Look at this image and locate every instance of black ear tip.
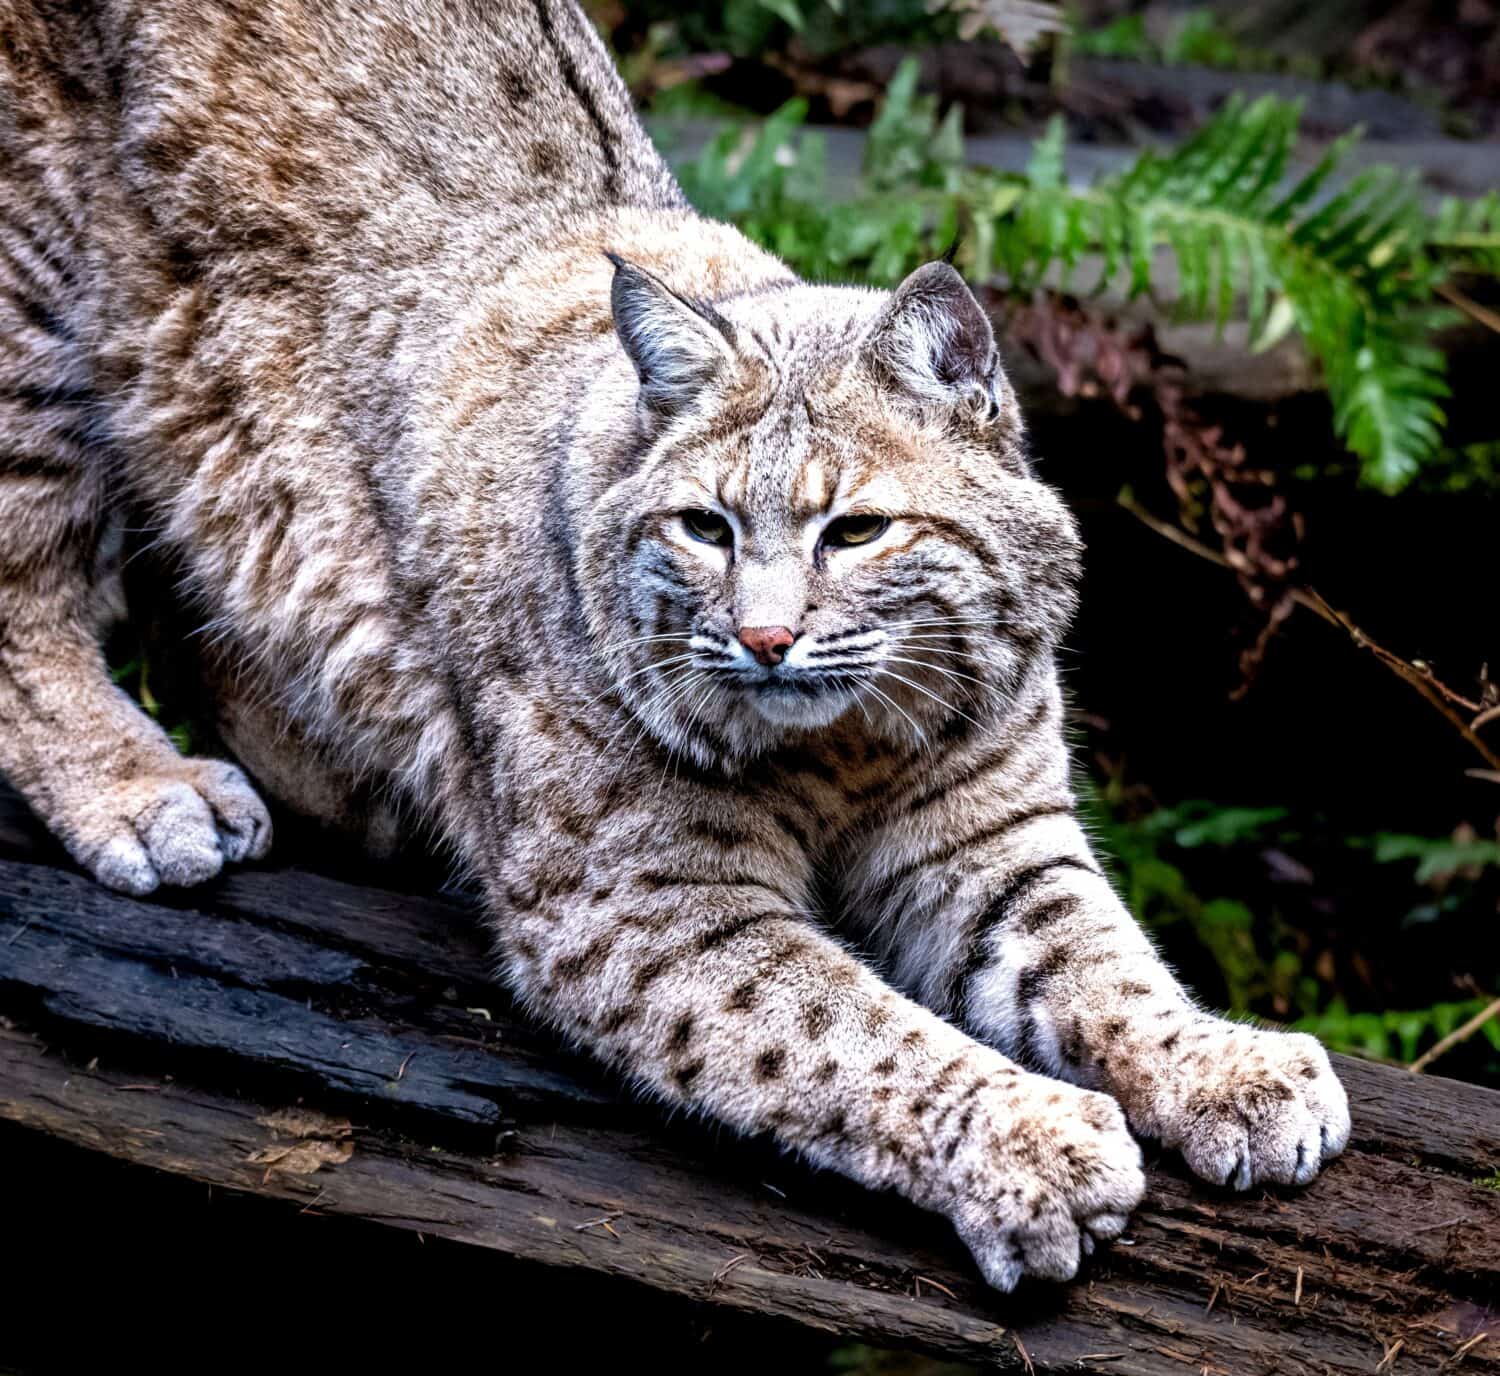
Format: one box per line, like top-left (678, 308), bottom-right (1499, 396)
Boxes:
top-left (603, 250), bottom-right (629, 271)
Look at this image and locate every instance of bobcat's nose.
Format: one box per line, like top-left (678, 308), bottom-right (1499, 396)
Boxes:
top-left (738, 625), bottom-right (796, 667)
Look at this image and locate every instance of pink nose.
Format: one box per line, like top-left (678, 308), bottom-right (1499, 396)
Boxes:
top-left (738, 625), bottom-right (796, 666)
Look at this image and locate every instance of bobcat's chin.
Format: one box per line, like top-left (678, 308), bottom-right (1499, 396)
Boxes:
top-left (745, 682), bottom-right (855, 731)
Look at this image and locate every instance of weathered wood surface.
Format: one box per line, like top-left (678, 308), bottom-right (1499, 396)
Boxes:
top-left (1, 790), bottom-right (1497, 1372)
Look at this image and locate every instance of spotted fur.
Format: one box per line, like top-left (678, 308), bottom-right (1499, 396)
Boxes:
top-left (0, 0), bottom-right (1348, 1291)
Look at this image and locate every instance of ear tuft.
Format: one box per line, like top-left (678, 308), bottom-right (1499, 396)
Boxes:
top-left (608, 255), bottom-right (736, 416)
top-left (864, 261), bottom-right (1007, 418)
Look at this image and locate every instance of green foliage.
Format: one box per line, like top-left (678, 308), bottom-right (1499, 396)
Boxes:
top-left (1479, 1170), bottom-right (1500, 1193)
top-left (1084, 791), bottom-right (1281, 1013)
top-left (1071, 7), bottom-right (1321, 77)
top-left (1070, 13), bottom-right (1151, 61)
top-left (625, 0), bottom-right (1061, 59)
top-left (109, 654), bottom-right (194, 755)
top-left (1430, 190), bottom-right (1500, 275)
top-left (674, 64), bottom-right (1500, 492)
top-left (1142, 801), bottom-right (1292, 850)
top-left (621, 0), bottom-right (946, 60)
top-left (1370, 832), bottom-right (1500, 885)
top-left (1083, 787), bottom-right (1499, 1080)
top-left (1295, 997), bottom-right (1500, 1063)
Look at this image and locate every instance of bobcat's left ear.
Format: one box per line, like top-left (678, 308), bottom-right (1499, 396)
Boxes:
top-left (608, 253), bottom-right (737, 416)
top-left (864, 261), bottom-right (1008, 418)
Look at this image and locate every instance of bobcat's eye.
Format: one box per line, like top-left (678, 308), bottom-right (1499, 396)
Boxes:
top-left (681, 509), bottom-right (733, 547)
top-left (822, 513), bottom-right (890, 549)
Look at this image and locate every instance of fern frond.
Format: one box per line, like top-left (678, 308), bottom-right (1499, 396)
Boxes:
top-left (675, 75), bottom-right (1491, 492)
top-left (982, 96), bottom-right (1452, 490)
top-left (1430, 191), bottom-right (1500, 275)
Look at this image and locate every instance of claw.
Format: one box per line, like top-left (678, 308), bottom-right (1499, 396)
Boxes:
top-left (1224, 1152), bottom-right (1251, 1191)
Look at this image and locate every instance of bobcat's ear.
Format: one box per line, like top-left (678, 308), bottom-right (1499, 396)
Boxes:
top-left (864, 261), bottom-right (1007, 417)
top-left (608, 254), bottom-right (737, 416)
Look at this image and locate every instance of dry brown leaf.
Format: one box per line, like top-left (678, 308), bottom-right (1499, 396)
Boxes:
top-left (257, 1108), bottom-right (353, 1140)
top-left (246, 1139), bottom-right (354, 1178)
top-left (248, 1108), bottom-right (355, 1179)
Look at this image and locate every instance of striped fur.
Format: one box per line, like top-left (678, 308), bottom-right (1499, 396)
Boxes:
top-left (0, 0), bottom-right (1347, 1292)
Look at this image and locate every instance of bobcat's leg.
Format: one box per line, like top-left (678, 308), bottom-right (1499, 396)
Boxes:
top-left (853, 680), bottom-right (1350, 1192)
top-left (482, 727), bottom-right (1145, 1292)
top-left (0, 245), bottom-right (269, 894)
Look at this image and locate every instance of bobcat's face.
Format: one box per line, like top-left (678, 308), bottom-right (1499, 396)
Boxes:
top-left (581, 264), bottom-right (1081, 766)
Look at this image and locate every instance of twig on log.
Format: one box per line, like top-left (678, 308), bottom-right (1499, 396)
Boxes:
top-left (574, 1210), bottom-right (625, 1239)
top-left (1409, 995), bottom-right (1500, 1074)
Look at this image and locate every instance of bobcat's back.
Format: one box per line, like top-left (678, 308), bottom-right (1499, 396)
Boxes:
top-left (4, 0), bottom-right (684, 283)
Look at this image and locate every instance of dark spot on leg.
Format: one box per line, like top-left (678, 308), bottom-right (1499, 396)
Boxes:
top-left (665, 1014), bottom-right (694, 1055)
top-left (802, 1001), bottom-right (833, 1038)
top-left (528, 139), bottom-right (565, 179)
top-left (754, 1047), bottom-right (786, 1081)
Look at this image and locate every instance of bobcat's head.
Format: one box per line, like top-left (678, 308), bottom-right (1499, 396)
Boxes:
top-left (579, 258), bottom-right (1081, 767)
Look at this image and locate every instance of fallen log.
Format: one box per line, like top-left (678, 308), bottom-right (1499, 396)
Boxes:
top-left (0, 789), bottom-right (1496, 1372)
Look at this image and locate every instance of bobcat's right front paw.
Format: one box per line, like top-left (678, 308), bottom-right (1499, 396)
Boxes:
top-left (68, 759), bottom-right (272, 896)
top-left (945, 1077), bottom-right (1146, 1292)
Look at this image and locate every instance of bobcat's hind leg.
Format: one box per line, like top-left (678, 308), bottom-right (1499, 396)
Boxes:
top-left (0, 258), bottom-right (269, 895)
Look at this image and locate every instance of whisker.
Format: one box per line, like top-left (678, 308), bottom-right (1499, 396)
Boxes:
top-left (658, 676), bottom-right (721, 797)
top-left (594, 660), bottom-right (702, 765)
top-left (891, 635), bottom-right (1013, 670)
top-left (613, 667), bottom-right (708, 773)
top-left (881, 653), bottom-right (994, 693)
top-left (580, 651), bottom-right (700, 708)
top-left (874, 667), bottom-right (984, 730)
top-left (858, 677), bottom-right (927, 745)
top-left (891, 650), bottom-right (1005, 677)
top-left (610, 632), bottom-right (697, 649)
top-left (877, 616), bottom-right (996, 631)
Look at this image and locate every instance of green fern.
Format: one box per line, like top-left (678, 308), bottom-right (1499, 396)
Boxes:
top-left (987, 97), bottom-right (1455, 490)
top-left (1430, 190), bottom-right (1500, 274)
top-left (676, 71), bottom-right (1498, 492)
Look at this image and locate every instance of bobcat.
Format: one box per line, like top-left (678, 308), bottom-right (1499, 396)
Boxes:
top-left (0, 0), bottom-right (1348, 1289)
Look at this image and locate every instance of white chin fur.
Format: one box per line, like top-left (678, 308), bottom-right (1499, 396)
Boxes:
top-left (749, 689), bottom-right (851, 731)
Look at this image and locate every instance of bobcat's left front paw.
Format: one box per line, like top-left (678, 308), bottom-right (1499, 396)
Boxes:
top-left (1148, 1022), bottom-right (1350, 1190)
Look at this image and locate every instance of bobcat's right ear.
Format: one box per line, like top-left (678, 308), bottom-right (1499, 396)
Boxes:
top-left (608, 253), bottom-right (737, 416)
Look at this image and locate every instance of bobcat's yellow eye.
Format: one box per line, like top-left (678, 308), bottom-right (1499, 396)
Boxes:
top-left (822, 513), bottom-right (890, 549)
top-left (682, 509), bottom-right (733, 547)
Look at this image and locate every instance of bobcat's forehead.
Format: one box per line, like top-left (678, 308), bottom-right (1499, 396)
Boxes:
top-left (676, 385), bottom-right (917, 534)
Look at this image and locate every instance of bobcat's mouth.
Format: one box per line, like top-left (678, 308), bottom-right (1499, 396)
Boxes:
top-left (750, 673), bottom-right (825, 697)
top-left (736, 667), bottom-right (859, 729)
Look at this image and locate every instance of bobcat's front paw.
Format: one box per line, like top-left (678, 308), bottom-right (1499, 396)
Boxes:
top-left (1150, 1021), bottom-right (1350, 1190)
top-left (944, 1077), bottom-right (1146, 1292)
top-left (67, 758), bottom-right (272, 896)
